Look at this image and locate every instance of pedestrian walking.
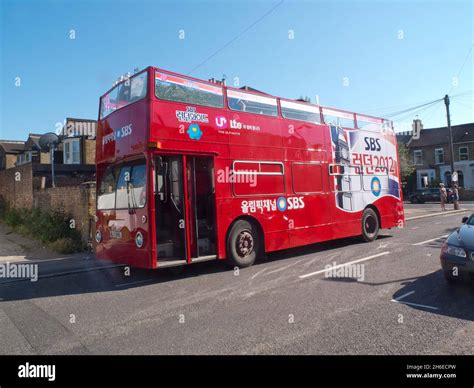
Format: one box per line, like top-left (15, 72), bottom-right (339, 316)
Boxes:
top-left (453, 184), bottom-right (460, 210)
top-left (439, 183), bottom-right (447, 211)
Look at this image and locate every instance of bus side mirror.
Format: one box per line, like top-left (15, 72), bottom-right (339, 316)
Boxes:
top-left (462, 217), bottom-right (468, 223)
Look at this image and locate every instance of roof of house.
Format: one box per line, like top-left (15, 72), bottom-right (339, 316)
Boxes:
top-left (24, 134), bottom-right (42, 150)
top-left (407, 123), bottom-right (474, 148)
top-left (396, 133), bottom-right (412, 144)
top-left (0, 140), bottom-right (25, 154)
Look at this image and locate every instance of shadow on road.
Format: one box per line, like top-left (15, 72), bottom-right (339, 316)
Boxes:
top-left (0, 234), bottom-right (394, 303)
top-left (391, 270), bottom-right (474, 322)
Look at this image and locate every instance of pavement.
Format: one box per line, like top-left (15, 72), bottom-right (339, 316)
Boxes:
top-left (0, 203), bottom-right (473, 355)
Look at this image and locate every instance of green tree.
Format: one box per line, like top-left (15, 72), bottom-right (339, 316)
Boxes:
top-left (398, 142), bottom-right (415, 182)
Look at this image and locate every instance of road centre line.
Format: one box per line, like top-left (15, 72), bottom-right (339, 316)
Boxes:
top-left (412, 234), bottom-right (449, 246)
top-left (298, 251), bottom-right (390, 279)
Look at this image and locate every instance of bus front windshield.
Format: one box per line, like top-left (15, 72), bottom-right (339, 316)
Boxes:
top-left (100, 71), bottom-right (148, 119)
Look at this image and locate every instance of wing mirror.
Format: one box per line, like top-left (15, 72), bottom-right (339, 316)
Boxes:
top-left (462, 216), bottom-right (468, 224)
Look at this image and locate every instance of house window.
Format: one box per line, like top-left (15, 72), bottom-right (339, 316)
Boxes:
top-left (413, 150), bottom-right (423, 165)
top-left (434, 148), bottom-right (444, 164)
top-left (64, 138), bottom-right (81, 164)
top-left (16, 152), bottom-right (31, 165)
top-left (459, 146), bottom-right (469, 161)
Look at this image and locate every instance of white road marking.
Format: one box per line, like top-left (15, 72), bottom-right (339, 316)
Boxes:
top-left (298, 251), bottom-right (390, 279)
top-left (394, 301), bottom-right (439, 310)
top-left (411, 226), bottom-right (419, 230)
top-left (392, 291), bottom-right (415, 301)
top-left (250, 267), bottom-right (268, 280)
top-left (391, 290), bottom-right (439, 310)
top-left (412, 234), bottom-right (449, 246)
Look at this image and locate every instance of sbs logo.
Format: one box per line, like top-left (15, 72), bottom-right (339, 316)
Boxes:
top-left (277, 196), bottom-right (305, 212)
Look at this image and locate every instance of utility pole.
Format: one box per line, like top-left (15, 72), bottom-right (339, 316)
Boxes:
top-left (444, 94), bottom-right (455, 178)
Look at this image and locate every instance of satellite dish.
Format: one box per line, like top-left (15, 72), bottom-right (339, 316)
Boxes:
top-left (39, 132), bottom-right (60, 152)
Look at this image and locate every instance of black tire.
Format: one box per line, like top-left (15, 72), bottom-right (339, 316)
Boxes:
top-left (226, 219), bottom-right (261, 268)
top-left (361, 208), bottom-right (380, 242)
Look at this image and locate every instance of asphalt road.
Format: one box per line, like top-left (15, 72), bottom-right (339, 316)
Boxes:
top-left (1, 208), bottom-right (473, 355)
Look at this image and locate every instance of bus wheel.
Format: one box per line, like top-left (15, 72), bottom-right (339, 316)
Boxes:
top-left (227, 220), bottom-right (260, 268)
top-left (361, 208), bottom-right (379, 242)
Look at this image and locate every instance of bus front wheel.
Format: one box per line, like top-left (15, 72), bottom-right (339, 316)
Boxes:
top-left (361, 208), bottom-right (379, 242)
top-left (226, 220), bottom-right (261, 268)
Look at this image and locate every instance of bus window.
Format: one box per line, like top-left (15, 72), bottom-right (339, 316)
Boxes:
top-left (130, 164), bottom-right (147, 208)
top-left (100, 87), bottom-right (119, 119)
top-left (227, 89), bottom-right (278, 117)
top-left (116, 166), bottom-right (133, 209)
top-left (100, 71), bottom-right (148, 119)
top-left (97, 166), bottom-right (118, 210)
top-left (155, 71), bottom-right (224, 108)
top-left (322, 108), bottom-right (355, 128)
top-left (324, 114), bottom-right (355, 128)
top-left (281, 100), bottom-right (320, 123)
top-left (117, 72), bottom-right (148, 106)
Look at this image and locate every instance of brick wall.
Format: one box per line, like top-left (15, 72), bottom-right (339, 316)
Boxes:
top-left (84, 139), bottom-right (96, 165)
top-left (0, 164), bottom-right (34, 208)
top-left (0, 164), bottom-right (96, 244)
top-left (33, 182), bottom-right (96, 243)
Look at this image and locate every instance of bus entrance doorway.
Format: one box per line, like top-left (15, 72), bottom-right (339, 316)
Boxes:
top-left (154, 155), bottom-right (216, 266)
top-left (186, 156), bottom-right (216, 260)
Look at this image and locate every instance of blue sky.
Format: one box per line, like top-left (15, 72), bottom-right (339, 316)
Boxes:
top-left (1, 0), bottom-right (473, 141)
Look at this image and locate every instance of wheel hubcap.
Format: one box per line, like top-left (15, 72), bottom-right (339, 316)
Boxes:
top-left (236, 230), bottom-right (254, 258)
top-left (365, 215), bottom-right (377, 235)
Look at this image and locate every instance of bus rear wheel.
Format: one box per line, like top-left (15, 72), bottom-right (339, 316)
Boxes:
top-left (361, 208), bottom-right (379, 242)
top-left (227, 220), bottom-right (261, 268)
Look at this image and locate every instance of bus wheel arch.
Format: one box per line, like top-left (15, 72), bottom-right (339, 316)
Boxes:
top-left (361, 205), bottom-right (381, 242)
top-left (225, 216), bottom-right (265, 268)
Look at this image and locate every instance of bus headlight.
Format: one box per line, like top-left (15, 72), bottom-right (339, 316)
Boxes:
top-left (95, 230), bottom-right (102, 243)
top-left (135, 231), bottom-right (144, 248)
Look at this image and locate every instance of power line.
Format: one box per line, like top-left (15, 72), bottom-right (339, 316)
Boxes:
top-left (452, 99), bottom-right (473, 110)
top-left (384, 98), bottom-right (443, 118)
top-left (448, 45), bottom-right (473, 94)
top-left (451, 89), bottom-right (474, 98)
top-left (394, 100), bottom-right (443, 122)
top-left (361, 97), bottom-right (444, 114)
top-left (187, 0), bottom-right (285, 75)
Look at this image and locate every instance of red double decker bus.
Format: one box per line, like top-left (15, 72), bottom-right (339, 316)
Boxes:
top-left (95, 66), bottom-right (404, 269)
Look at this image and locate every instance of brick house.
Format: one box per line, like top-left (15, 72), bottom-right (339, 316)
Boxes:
top-left (0, 118), bottom-right (98, 244)
top-left (0, 140), bottom-right (25, 170)
top-left (398, 122), bottom-right (474, 193)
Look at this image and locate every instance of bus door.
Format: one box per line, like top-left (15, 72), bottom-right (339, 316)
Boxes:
top-left (185, 156), bottom-right (217, 261)
top-left (155, 155), bottom-right (187, 264)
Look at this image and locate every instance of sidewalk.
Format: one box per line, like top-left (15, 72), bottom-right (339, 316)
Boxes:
top-left (404, 202), bottom-right (474, 220)
top-left (0, 222), bottom-right (122, 284)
